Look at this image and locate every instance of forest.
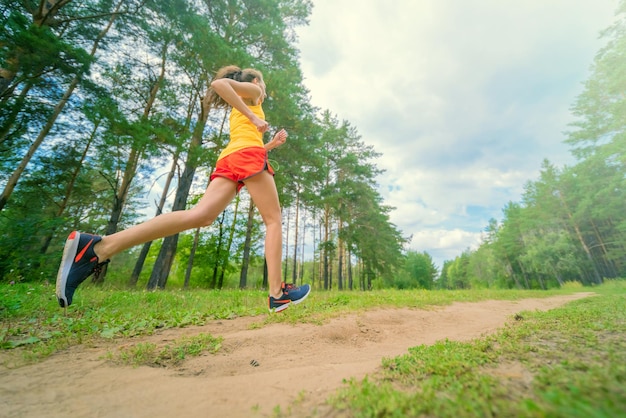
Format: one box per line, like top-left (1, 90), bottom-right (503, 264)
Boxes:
top-left (1, 0), bottom-right (624, 292)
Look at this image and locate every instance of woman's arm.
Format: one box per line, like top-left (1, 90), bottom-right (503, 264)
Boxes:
top-left (210, 78), bottom-right (269, 133)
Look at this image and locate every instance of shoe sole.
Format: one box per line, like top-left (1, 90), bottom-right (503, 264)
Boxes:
top-left (271, 301), bottom-right (291, 313)
top-left (56, 231), bottom-right (80, 307)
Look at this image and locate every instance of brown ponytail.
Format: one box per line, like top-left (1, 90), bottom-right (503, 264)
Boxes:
top-left (205, 65), bottom-right (264, 109)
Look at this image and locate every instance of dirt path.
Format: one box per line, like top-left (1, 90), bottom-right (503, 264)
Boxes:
top-left (0, 293), bottom-right (593, 418)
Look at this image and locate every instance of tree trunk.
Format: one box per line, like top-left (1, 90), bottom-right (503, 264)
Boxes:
top-left (337, 221), bottom-right (344, 290)
top-left (318, 215), bottom-right (323, 289)
top-left (262, 258), bottom-right (268, 289)
top-left (291, 189), bottom-right (300, 283)
top-left (218, 195), bottom-right (240, 289)
top-left (283, 206), bottom-right (290, 282)
top-left (311, 210), bottom-right (317, 288)
top-left (148, 234), bottom-right (179, 290)
top-left (146, 153), bottom-right (199, 290)
top-left (359, 260), bottom-right (365, 290)
top-left (128, 152), bottom-right (179, 287)
top-left (184, 227), bottom-right (201, 289)
top-left (503, 254), bottom-right (522, 289)
top-left (337, 237), bottom-right (343, 290)
top-left (218, 270), bottom-right (226, 290)
top-left (329, 248), bottom-right (333, 290)
top-left (299, 210), bottom-right (306, 285)
top-left (366, 262), bottom-right (373, 290)
top-left (323, 205), bottom-right (330, 290)
top-left (347, 249), bottom-right (353, 290)
top-left (209, 212), bottom-right (226, 289)
top-left (130, 240), bottom-right (153, 287)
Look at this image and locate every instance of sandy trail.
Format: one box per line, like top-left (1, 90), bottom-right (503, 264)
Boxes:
top-left (0, 293), bottom-right (592, 418)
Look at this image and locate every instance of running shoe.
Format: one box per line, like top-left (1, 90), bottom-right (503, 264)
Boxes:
top-left (55, 231), bottom-right (109, 307)
top-left (268, 282), bottom-right (311, 312)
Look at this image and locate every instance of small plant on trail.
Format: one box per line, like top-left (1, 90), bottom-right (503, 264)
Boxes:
top-left (106, 333), bottom-right (222, 368)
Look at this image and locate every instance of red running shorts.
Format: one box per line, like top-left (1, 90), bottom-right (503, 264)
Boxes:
top-left (210, 147), bottom-right (274, 192)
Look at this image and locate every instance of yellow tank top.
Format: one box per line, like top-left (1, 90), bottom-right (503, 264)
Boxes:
top-left (217, 104), bottom-right (265, 160)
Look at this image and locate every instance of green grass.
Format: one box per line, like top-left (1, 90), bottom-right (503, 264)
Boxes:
top-left (324, 279), bottom-right (626, 418)
top-left (0, 283), bottom-right (266, 365)
top-left (105, 332), bottom-right (223, 367)
top-left (1, 280), bottom-right (624, 417)
top-left (0, 281), bottom-right (577, 366)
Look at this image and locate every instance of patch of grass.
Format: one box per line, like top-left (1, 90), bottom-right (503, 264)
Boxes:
top-left (0, 280), bottom-right (588, 366)
top-left (0, 284), bottom-right (265, 366)
top-left (106, 332), bottom-right (222, 368)
top-left (326, 279), bottom-right (626, 418)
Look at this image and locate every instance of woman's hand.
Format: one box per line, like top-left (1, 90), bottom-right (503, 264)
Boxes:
top-left (251, 115), bottom-right (269, 133)
top-left (265, 129), bottom-right (288, 150)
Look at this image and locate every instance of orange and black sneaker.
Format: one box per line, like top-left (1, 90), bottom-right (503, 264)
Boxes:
top-left (268, 282), bottom-right (311, 313)
top-left (55, 231), bottom-right (109, 307)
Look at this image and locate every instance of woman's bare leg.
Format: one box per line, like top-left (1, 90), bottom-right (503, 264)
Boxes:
top-left (243, 171), bottom-right (283, 298)
top-left (94, 177), bottom-right (237, 260)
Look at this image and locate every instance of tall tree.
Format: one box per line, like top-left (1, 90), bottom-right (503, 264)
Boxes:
top-left (0, 0), bottom-right (138, 212)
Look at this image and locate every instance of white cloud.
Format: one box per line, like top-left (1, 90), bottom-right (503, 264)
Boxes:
top-left (296, 0), bottom-right (618, 264)
top-left (409, 228), bottom-right (483, 268)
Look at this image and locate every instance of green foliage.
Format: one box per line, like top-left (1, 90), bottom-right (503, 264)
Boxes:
top-left (307, 111), bottom-right (406, 290)
top-left (387, 251), bottom-right (438, 289)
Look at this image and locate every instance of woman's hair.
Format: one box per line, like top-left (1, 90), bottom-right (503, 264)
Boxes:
top-left (206, 65), bottom-right (264, 109)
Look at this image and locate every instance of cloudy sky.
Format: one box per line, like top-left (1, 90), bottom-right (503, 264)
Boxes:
top-left (294, 0), bottom-right (618, 267)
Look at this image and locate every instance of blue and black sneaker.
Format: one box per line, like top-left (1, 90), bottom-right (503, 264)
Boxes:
top-left (268, 282), bottom-right (311, 312)
top-left (55, 231), bottom-right (109, 307)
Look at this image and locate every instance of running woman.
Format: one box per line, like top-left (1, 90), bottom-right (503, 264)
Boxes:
top-left (55, 65), bottom-right (310, 312)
